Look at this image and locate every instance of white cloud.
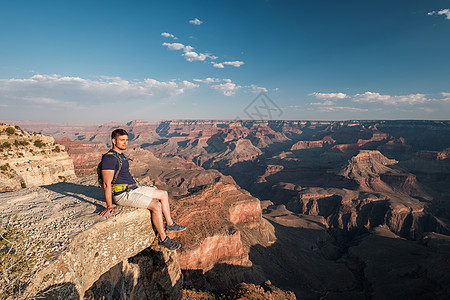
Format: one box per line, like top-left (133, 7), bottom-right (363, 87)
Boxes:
top-left (309, 92), bottom-right (348, 100)
top-left (439, 9), bottom-right (450, 19)
top-left (248, 84), bottom-right (268, 93)
top-left (161, 32), bottom-right (177, 39)
top-left (162, 42), bottom-right (216, 63)
top-left (441, 92), bottom-right (450, 101)
top-left (0, 74), bottom-right (199, 108)
top-left (193, 78), bottom-right (220, 84)
top-left (189, 18), bottom-right (203, 25)
top-left (352, 92), bottom-right (428, 105)
top-left (212, 61), bottom-right (244, 68)
top-left (212, 62), bottom-right (224, 68)
top-left (211, 82), bottom-right (241, 96)
top-left (222, 61), bottom-right (245, 67)
top-left (428, 9), bottom-right (450, 19)
top-left (183, 50), bottom-right (208, 62)
top-left (193, 78), bottom-right (265, 95)
top-left (162, 42), bottom-right (185, 50)
top-left (316, 106), bottom-right (368, 112)
top-left (310, 100), bottom-right (336, 106)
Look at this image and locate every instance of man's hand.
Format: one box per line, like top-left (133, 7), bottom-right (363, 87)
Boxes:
top-left (99, 206), bottom-right (114, 216)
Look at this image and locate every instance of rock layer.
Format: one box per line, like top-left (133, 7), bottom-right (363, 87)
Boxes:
top-left (0, 124), bottom-right (76, 192)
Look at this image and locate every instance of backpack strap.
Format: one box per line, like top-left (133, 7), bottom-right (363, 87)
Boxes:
top-left (103, 151), bottom-right (124, 184)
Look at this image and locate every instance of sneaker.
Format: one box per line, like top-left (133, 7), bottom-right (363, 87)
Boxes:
top-left (158, 236), bottom-right (181, 250)
top-left (166, 222), bottom-right (186, 233)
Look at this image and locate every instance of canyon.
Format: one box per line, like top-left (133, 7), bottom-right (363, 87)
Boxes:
top-left (1, 119), bottom-right (450, 299)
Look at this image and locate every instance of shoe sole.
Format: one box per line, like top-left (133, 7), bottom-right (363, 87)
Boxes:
top-left (159, 243), bottom-right (181, 250)
top-left (166, 227), bottom-right (187, 233)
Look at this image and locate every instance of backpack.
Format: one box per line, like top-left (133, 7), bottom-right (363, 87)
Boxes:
top-left (97, 151), bottom-right (123, 187)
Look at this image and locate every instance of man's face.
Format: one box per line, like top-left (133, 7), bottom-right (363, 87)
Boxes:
top-left (113, 134), bottom-right (128, 151)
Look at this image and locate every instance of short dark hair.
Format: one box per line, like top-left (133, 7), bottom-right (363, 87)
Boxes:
top-left (111, 129), bottom-right (128, 139)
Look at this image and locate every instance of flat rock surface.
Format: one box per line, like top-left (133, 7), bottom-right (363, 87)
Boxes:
top-left (0, 176), bottom-right (158, 298)
top-left (1, 176), bottom-right (110, 252)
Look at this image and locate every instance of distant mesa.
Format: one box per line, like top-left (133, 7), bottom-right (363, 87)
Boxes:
top-left (338, 150), bottom-right (398, 180)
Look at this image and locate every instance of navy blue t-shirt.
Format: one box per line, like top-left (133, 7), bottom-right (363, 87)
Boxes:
top-left (101, 150), bottom-right (136, 185)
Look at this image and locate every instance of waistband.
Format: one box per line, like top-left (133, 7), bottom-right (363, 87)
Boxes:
top-left (113, 184), bottom-right (138, 196)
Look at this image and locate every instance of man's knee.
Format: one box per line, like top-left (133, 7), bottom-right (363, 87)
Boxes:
top-left (147, 200), bottom-right (161, 212)
top-left (153, 189), bottom-right (168, 201)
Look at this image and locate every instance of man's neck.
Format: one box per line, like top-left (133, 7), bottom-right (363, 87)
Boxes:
top-left (112, 146), bottom-right (124, 154)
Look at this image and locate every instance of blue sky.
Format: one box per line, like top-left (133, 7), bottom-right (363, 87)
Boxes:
top-left (1, 0), bottom-right (449, 123)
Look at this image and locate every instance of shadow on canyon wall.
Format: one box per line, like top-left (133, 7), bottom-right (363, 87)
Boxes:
top-left (182, 215), bottom-right (450, 300)
top-left (84, 247), bottom-right (182, 300)
top-left (33, 249), bottom-right (179, 300)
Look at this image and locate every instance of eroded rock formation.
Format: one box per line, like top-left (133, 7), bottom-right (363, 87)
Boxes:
top-left (0, 124), bottom-right (76, 192)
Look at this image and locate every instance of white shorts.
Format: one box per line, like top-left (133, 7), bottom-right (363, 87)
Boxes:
top-left (113, 186), bottom-right (156, 209)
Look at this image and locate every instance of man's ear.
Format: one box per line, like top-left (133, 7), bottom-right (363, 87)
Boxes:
top-left (112, 138), bottom-right (116, 146)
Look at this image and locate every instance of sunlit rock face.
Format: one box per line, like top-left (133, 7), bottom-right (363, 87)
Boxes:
top-left (169, 182), bottom-right (274, 290)
top-left (0, 124), bottom-right (76, 192)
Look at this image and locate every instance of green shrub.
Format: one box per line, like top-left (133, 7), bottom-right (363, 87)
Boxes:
top-left (5, 127), bottom-right (15, 135)
top-left (16, 140), bottom-right (29, 146)
top-left (52, 146), bottom-right (61, 153)
top-left (34, 140), bottom-right (44, 148)
top-left (21, 182), bottom-right (26, 189)
top-left (0, 164), bottom-right (9, 171)
top-left (1, 142), bottom-right (11, 149)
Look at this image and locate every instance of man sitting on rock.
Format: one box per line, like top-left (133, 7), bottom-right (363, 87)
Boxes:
top-left (98, 128), bottom-right (185, 250)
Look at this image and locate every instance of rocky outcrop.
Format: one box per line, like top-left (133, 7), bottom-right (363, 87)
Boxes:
top-left (416, 149), bottom-right (450, 161)
top-left (183, 280), bottom-right (296, 299)
top-left (168, 182), bottom-right (275, 290)
top-left (288, 184), bottom-right (449, 239)
top-left (0, 124), bottom-right (76, 192)
top-left (0, 177), bottom-right (182, 300)
top-left (84, 248), bottom-right (182, 300)
top-left (290, 136), bottom-right (335, 150)
top-left (438, 148), bottom-right (450, 160)
top-left (338, 150), bottom-right (398, 181)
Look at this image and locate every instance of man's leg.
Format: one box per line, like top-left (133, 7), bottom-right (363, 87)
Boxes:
top-left (151, 189), bottom-right (186, 233)
top-left (151, 189), bottom-right (174, 226)
top-left (114, 188), bottom-right (181, 250)
top-left (146, 200), bottom-right (167, 241)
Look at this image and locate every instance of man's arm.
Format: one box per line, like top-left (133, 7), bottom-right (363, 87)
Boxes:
top-left (99, 169), bottom-right (115, 216)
